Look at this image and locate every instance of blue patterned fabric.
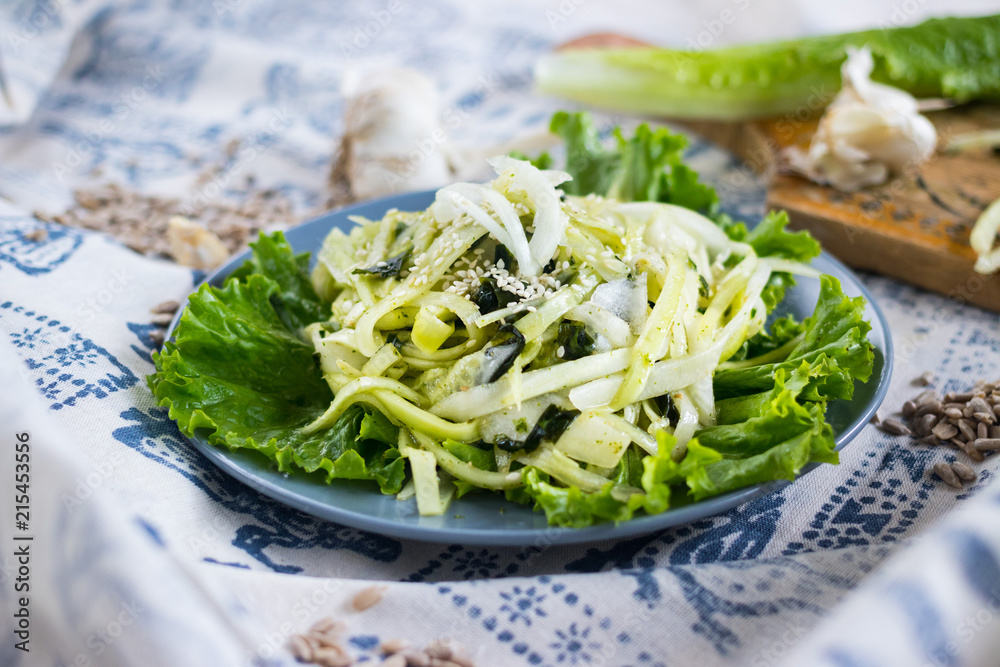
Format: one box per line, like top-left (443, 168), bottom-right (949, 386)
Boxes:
top-left (2, 2), bottom-right (1000, 666)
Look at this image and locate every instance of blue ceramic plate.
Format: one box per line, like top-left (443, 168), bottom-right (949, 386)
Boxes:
top-left (167, 191), bottom-right (893, 545)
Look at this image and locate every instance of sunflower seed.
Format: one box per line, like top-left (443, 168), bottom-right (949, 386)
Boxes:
top-left (381, 655), bottom-right (408, 667)
top-left (870, 413), bottom-right (881, 426)
top-left (23, 227), bottom-right (48, 242)
top-left (425, 640), bottom-right (455, 660)
top-left (969, 397), bottom-right (996, 418)
top-left (945, 392), bottom-right (975, 403)
top-left (918, 435), bottom-right (940, 446)
top-left (957, 419), bottom-right (978, 442)
top-left (974, 438), bottom-right (1000, 451)
top-left (289, 634), bottom-right (314, 662)
top-left (352, 585), bottom-right (386, 612)
top-left (990, 425), bottom-right (1000, 439)
top-left (915, 390), bottom-right (938, 405)
top-left (149, 329), bottom-right (165, 347)
top-left (944, 407), bottom-right (964, 420)
top-left (916, 413), bottom-right (938, 434)
top-left (914, 371), bottom-right (936, 386)
top-left (880, 418), bottom-right (913, 436)
top-left (312, 647), bottom-right (352, 667)
top-left (401, 651), bottom-right (431, 667)
top-left (974, 412), bottom-right (996, 424)
top-left (957, 439), bottom-right (985, 462)
top-left (314, 633), bottom-right (348, 651)
top-left (963, 405), bottom-right (975, 418)
top-left (951, 462), bottom-right (977, 482)
top-left (979, 422), bottom-right (989, 440)
top-left (944, 402), bottom-right (967, 411)
top-left (932, 422), bottom-right (958, 440)
top-left (901, 401), bottom-right (918, 417)
top-left (150, 312), bottom-right (174, 327)
top-left (914, 401), bottom-right (943, 418)
top-left (932, 462), bottom-right (962, 488)
top-left (310, 618), bottom-right (345, 636)
top-left (151, 299), bottom-right (180, 314)
top-left (381, 639), bottom-right (411, 655)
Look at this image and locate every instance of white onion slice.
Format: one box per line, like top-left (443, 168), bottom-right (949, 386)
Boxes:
top-left (489, 155), bottom-right (570, 270)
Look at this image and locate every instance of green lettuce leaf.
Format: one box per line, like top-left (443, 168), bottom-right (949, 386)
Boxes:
top-left (610, 444), bottom-right (645, 488)
top-left (521, 467), bottom-right (644, 528)
top-left (746, 210), bottom-right (821, 262)
top-left (227, 232), bottom-right (327, 331)
top-left (715, 360), bottom-right (816, 425)
top-left (713, 275), bottom-right (873, 401)
top-left (548, 110), bottom-right (621, 197)
top-left (640, 433), bottom-right (722, 514)
top-left (744, 314), bottom-right (805, 360)
top-left (148, 233), bottom-right (405, 494)
top-left (548, 111), bottom-right (719, 214)
top-left (688, 419), bottom-right (837, 501)
top-left (605, 123), bottom-right (687, 203)
top-left (701, 363), bottom-right (824, 457)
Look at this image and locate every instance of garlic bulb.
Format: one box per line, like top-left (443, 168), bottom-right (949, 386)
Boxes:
top-left (332, 68), bottom-right (454, 201)
top-left (330, 68), bottom-right (560, 203)
top-left (784, 47), bottom-right (937, 192)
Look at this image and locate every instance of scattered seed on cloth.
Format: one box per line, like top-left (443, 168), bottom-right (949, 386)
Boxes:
top-left (880, 418), bottom-right (912, 436)
top-left (351, 585), bottom-right (387, 611)
top-left (951, 462), bottom-right (977, 482)
top-left (932, 462), bottom-right (962, 488)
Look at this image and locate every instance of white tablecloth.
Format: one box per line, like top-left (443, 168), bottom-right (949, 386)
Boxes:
top-left (3, 2), bottom-right (1000, 666)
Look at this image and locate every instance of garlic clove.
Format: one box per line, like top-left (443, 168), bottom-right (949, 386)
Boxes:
top-left (167, 216), bottom-right (230, 269)
top-left (782, 46), bottom-right (937, 192)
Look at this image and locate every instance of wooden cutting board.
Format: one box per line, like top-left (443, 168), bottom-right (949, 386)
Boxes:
top-left (683, 105), bottom-right (1000, 312)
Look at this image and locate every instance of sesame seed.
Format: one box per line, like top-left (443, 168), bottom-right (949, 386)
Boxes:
top-left (556, 346), bottom-right (565, 358)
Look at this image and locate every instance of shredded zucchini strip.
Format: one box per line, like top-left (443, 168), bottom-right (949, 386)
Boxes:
top-left (611, 249), bottom-right (686, 410)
